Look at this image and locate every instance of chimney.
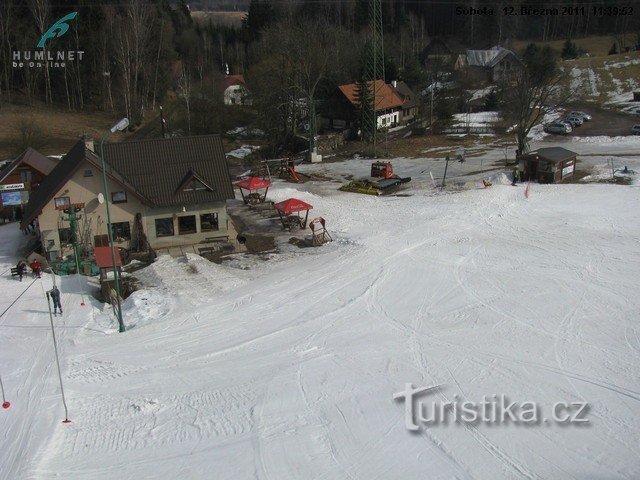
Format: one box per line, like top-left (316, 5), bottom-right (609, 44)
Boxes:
top-left (82, 133), bottom-right (95, 152)
top-left (391, 80), bottom-right (397, 88)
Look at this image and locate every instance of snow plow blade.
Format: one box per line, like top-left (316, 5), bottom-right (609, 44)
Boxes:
top-left (339, 180), bottom-right (383, 196)
top-left (339, 177), bottom-right (404, 195)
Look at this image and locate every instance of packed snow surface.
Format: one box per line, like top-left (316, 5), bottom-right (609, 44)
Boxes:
top-left (226, 144), bottom-right (260, 159)
top-left (1, 179), bottom-right (640, 479)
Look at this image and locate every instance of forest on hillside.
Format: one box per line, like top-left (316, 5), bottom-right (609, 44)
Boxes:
top-left (0, 0), bottom-right (638, 152)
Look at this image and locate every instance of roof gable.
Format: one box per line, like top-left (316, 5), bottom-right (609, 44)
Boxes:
top-left (338, 80), bottom-right (404, 112)
top-left (466, 47), bottom-right (521, 68)
top-left (0, 147), bottom-right (56, 183)
top-left (20, 141), bottom-right (149, 228)
top-left (175, 169), bottom-right (215, 195)
top-left (225, 74), bottom-right (246, 89)
top-left (21, 141), bottom-right (87, 228)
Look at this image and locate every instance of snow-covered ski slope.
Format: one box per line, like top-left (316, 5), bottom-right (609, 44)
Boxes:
top-left (1, 182), bottom-right (640, 479)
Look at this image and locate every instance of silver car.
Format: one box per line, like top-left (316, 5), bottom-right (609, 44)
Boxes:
top-left (569, 111), bottom-right (592, 121)
top-left (545, 122), bottom-right (572, 134)
top-left (565, 115), bottom-right (584, 126)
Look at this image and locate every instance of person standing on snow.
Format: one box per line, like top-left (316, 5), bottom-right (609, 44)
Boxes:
top-left (16, 260), bottom-right (27, 281)
top-left (48, 285), bottom-right (63, 315)
top-left (29, 260), bottom-right (42, 278)
top-left (512, 165), bottom-right (520, 186)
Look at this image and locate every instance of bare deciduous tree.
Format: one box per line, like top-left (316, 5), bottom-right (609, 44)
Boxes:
top-left (177, 67), bottom-right (192, 135)
top-left (29, 0), bottom-right (52, 104)
top-left (501, 45), bottom-right (571, 154)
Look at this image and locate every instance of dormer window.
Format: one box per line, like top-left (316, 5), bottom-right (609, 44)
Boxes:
top-left (183, 178), bottom-right (208, 191)
top-left (175, 169), bottom-right (214, 195)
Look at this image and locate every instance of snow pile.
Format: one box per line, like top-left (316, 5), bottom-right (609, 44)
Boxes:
top-left (226, 126), bottom-right (264, 137)
top-left (226, 144), bottom-right (260, 159)
top-left (604, 58), bottom-right (640, 69)
top-left (468, 86), bottom-right (495, 101)
top-left (121, 289), bottom-right (173, 329)
top-left (579, 163), bottom-right (637, 183)
top-left (572, 135), bottom-right (640, 144)
top-left (134, 254), bottom-right (246, 303)
top-left (452, 111), bottom-right (500, 128)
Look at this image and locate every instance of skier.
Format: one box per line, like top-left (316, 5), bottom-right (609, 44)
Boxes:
top-left (512, 165), bottom-right (520, 186)
top-left (29, 260), bottom-right (42, 278)
top-left (15, 260), bottom-right (27, 282)
top-left (48, 285), bottom-right (63, 315)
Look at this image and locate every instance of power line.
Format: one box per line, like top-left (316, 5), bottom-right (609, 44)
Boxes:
top-left (0, 277), bottom-right (38, 321)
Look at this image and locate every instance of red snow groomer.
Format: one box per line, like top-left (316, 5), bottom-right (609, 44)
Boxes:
top-left (370, 161), bottom-right (410, 183)
top-left (340, 161), bottom-right (411, 195)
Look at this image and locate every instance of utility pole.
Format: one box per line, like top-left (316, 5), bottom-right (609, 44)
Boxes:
top-left (362, 0), bottom-right (384, 155)
top-left (100, 118), bottom-right (129, 333)
top-left (430, 83), bottom-right (434, 130)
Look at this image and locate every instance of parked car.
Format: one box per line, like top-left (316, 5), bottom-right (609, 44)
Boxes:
top-left (558, 119), bottom-right (574, 129)
top-left (632, 124), bottom-right (640, 135)
top-left (544, 122), bottom-right (572, 134)
top-left (564, 115), bottom-right (584, 127)
top-left (569, 111), bottom-right (592, 121)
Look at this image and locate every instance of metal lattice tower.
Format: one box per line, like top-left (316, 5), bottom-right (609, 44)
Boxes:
top-left (362, 0), bottom-right (384, 151)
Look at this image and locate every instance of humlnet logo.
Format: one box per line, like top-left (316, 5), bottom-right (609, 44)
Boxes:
top-left (37, 12), bottom-right (77, 48)
top-left (12, 12), bottom-right (84, 69)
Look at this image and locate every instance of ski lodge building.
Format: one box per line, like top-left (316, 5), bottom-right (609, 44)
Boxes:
top-left (0, 148), bottom-right (57, 222)
top-left (21, 135), bottom-right (235, 260)
top-left (518, 147), bottom-right (577, 184)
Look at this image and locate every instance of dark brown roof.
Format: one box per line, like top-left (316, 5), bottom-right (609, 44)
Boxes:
top-left (524, 147), bottom-right (577, 163)
top-left (0, 147), bottom-right (57, 183)
top-left (391, 81), bottom-right (417, 109)
top-left (102, 135), bottom-right (234, 207)
top-left (21, 135), bottom-right (233, 228)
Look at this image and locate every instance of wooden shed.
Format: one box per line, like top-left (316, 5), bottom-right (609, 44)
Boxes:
top-left (518, 147), bottom-right (577, 184)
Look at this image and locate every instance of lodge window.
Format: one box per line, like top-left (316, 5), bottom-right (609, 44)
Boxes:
top-left (21, 170), bottom-right (32, 183)
top-left (59, 227), bottom-right (72, 244)
top-left (200, 212), bottom-right (219, 232)
top-left (111, 221), bottom-right (131, 241)
top-left (155, 217), bottom-right (174, 237)
top-left (112, 191), bottom-right (127, 203)
top-left (54, 196), bottom-right (70, 209)
top-left (84, 169), bottom-right (93, 177)
top-left (178, 215), bottom-right (197, 235)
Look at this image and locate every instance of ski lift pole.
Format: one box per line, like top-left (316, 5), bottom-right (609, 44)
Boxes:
top-left (1, 374), bottom-right (10, 409)
top-left (45, 290), bottom-right (71, 424)
top-left (442, 155), bottom-right (450, 187)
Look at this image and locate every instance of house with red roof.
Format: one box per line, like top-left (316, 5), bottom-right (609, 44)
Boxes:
top-left (323, 79), bottom-right (406, 132)
top-left (224, 74), bottom-right (251, 106)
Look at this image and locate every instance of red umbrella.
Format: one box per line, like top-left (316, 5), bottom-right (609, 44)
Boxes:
top-left (235, 177), bottom-right (271, 191)
top-left (273, 198), bottom-right (313, 215)
top-left (274, 198), bottom-right (313, 229)
top-left (236, 177), bottom-right (271, 204)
